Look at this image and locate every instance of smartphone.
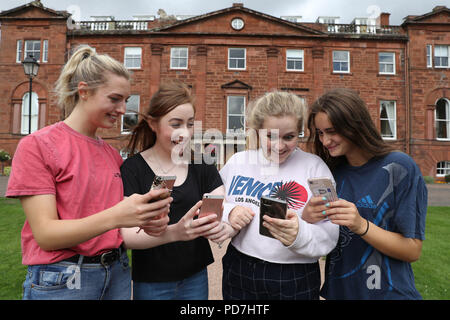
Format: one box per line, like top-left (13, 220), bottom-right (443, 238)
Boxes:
top-left (307, 177), bottom-right (338, 202)
top-left (199, 194), bottom-right (224, 221)
top-left (259, 196), bottom-right (287, 239)
top-left (136, 175), bottom-right (176, 234)
top-left (149, 175), bottom-right (176, 203)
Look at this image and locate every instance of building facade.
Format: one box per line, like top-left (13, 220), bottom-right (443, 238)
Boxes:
top-left (0, 1), bottom-right (449, 178)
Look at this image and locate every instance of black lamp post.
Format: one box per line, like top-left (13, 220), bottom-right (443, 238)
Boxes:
top-left (22, 55), bottom-right (40, 134)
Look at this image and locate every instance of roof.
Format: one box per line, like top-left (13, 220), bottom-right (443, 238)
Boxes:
top-left (0, 0), bottom-right (70, 19)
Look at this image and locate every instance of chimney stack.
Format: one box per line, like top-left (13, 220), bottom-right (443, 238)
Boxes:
top-left (377, 12), bottom-right (390, 26)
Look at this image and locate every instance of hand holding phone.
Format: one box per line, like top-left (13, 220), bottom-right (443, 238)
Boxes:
top-left (136, 175), bottom-right (176, 234)
top-left (307, 177), bottom-right (338, 202)
top-left (199, 194), bottom-right (224, 221)
top-left (259, 196), bottom-right (287, 239)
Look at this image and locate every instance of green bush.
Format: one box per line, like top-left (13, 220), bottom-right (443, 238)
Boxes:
top-left (423, 176), bottom-right (434, 184)
top-left (3, 166), bottom-right (11, 176)
top-left (445, 174), bottom-right (450, 183)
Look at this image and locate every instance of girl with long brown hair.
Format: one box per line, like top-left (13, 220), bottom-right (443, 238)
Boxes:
top-left (120, 80), bottom-right (227, 300)
top-left (304, 88), bottom-right (427, 299)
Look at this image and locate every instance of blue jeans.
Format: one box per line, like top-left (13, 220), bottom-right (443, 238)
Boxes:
top-left (23, 250), bottom-right (131, 300)
top-left (133, 268), bottom-right (208, 300)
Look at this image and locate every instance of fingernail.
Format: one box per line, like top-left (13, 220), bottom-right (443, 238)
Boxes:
top-left (322, 197), bottom-right (327, 201)
top-left (325, 203), bottom-right (330, 207)
top-left (322, 210), bottom-right (326, 215)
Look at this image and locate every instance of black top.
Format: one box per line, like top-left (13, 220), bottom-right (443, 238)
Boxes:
top-left (120, 153), bottom-right (223, 282)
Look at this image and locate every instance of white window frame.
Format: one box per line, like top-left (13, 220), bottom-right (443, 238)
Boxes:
top-left (286, 49), bottom-right (304, 71)
top-left (435, 98), bottom-right (450, 141)
top-left (228, 48), bottom-right (246, 70)
top-left (21, 92), bottom-right (39, 134)
top-left (436, 161), bottom-right (450, 177)
top-left (426, 44), bottom-right (433, 68)
top-left (434, 45), bottom-right (450, 68)
top-left (227, 96), bottom-right (246, 133)
top-left (24, 40), bottom-right (41, 62)
top-left (170, 47), bottom-right (188, 69)
top-left (379, 52), bottom-right (395, 75)
top-left (16, 40), bottom-right (23, 63)
top-left (121, 95), bottom-right (140, 134)
top-left (332, 50), bottom-right (350, 73)
top-left (380, 100), bottom-right (397, 140)
top-left (124, 47), bottom-right (142, 69)
top-left (42, 40), bottom-right (48, 63)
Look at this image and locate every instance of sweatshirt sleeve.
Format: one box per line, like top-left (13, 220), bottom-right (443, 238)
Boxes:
top-left (287, 218), bottom-right (339, 260)
top-left (286, 154), bottom-right (339, 259)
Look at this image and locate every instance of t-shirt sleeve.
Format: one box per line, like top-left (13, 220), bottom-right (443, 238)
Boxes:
top-left (393, 162), bottom-right (428, 240)
top-left (120, 159), bottom-right (142, 197)
top-left (6, 136), bottom-right (56, 197)
top-left (201, 162), bottom-right (223, 194)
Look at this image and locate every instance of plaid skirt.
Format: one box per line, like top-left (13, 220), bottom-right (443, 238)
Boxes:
top-left (222, 244), bottom-right (320, 300)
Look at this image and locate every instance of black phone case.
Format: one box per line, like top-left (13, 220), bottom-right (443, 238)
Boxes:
top-left (259, 196), bottom-right (287, 239)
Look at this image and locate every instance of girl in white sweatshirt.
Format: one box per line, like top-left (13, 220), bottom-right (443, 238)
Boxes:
top-left (212, 91), bottom-right (339, 300)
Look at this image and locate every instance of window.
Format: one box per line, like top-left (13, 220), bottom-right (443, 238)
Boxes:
top-left (124, 47), bottom-right (142, 69)
top-left (42, 40), bottom-right (48, 63)
top-left (228, 48), bottom-right (246, 70)
top-left (122, 95), bottom-right (139, 133)
top-left (426, 45), bottom-right (433, 68)
top-left (379, 52), bottom-right (395, 74)
top-left (333, 51), bottom-right (350, 73)
top-left (436, 98), bottom-right (450, 140)
top-left (16, 40), bottom-right (22, 63)
top-left (170, 47), bottom-right (188, 69)
top-left (286, 49), bottom-right (304, 71)
top-left (227, 96), bottom-right (245, 133)
top-left (434, 45), bottom-right (449, 68)
top-left (437, 161), bottom-right (450, 177)
top-left (380, 100), bottom-right (396, 140)
top-left (24, 40), bottom-right (41, 61)
top-left (21, 92), bottom-right (39, 134)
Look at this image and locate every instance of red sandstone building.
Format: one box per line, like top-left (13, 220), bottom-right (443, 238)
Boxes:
top-left (0, 1), bottom-right (449, 179)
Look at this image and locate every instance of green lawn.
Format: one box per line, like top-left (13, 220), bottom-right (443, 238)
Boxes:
top-left (0, 198), bottom-right (449, 300)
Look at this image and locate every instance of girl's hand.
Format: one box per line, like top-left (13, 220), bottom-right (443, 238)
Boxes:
top-left (113, 188), bottom-right (173, 229)
top-left (204, 222), bottom-right (238, 244)
top-left (324, 199), bottom-right (367, 234)
top-left (262, 209), bottom-right (299, 246)
top-left (141, 213), bottom-right (170, 237)
top-left (173, 201), bottom-right (220, 242)
top-left (301, 196), bottom-right (329, 224)
top-left (228, 205), bottom-right (255, 230)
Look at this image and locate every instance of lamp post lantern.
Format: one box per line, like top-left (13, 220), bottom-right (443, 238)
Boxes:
top-left (22, 55), bottom-right (40, 134)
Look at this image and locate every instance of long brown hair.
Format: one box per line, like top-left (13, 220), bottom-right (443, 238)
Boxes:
top-left (126, 80), bottom-right (195, 156)
top-left (307, 88), bottom-right (394, 169)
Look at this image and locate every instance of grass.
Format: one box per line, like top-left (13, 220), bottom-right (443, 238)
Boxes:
top-left (0, 198), bottom-right (449, 300)
top-left (412, 207), bottom-right (450, 299)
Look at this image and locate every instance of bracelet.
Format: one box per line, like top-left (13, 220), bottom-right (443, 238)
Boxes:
top-left (357, 219), bottom-right (370, 237)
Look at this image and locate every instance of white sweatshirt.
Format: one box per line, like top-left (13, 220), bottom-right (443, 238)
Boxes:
top-left (220, 148), bottom-right (339, 264)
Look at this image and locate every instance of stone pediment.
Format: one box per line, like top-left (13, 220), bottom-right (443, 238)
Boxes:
top-left (155, 4), bottom-right (325, 37)
top-left (0, 1), bottom-right (70, 20)
top-left (403, 6), bottom-right (450, 25)
top-left (221, 79), bottom-right (252, 90)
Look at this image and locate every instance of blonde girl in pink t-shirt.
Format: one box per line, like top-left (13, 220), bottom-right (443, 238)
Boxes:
top-left (6, 45), bottom-right (172, 300)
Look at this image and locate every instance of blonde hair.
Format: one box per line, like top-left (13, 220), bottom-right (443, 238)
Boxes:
top-left (55, 45), bottom-right (131, 116)
top-left (246, 91), bottom-right (307, 149)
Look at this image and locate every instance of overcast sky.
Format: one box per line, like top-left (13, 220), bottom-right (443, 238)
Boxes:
top-left (1, 0), bottom-right (447, 24)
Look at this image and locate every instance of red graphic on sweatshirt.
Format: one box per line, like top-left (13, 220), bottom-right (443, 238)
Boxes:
top-left (270, 181), bottom-right (308, 210)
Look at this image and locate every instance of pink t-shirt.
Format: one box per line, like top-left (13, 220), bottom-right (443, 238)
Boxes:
top-left (6, 122), bottom-right (124, 265)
